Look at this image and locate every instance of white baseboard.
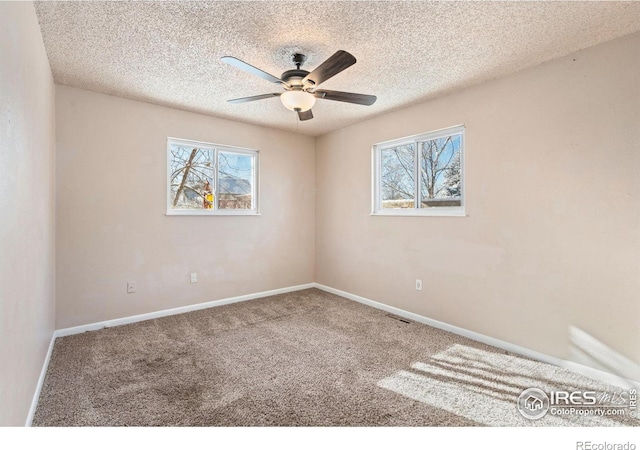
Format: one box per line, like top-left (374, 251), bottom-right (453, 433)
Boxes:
top-left (25, 332), bottom-right (56, 427)
top-left (313, 283), bottom-right (640, 390)
top-left (55, 283), bottom-right (316, 338)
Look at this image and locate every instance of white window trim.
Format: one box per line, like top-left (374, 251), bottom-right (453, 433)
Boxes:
top-left (166, 137), bottom-right (260, 216)
top-left (371, 124), bottom-right (466, 217)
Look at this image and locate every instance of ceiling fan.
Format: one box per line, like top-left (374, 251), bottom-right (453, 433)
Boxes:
top-left (221, 51), bottom-right (377, 121)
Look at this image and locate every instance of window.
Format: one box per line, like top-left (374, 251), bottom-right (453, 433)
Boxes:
top-left (167, 138), bottom-right (259, 215)
top-left (372, 125), bottom-right (465, 216)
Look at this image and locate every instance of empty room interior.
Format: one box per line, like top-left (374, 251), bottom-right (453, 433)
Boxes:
top-left (1, 1), bottom-right (639, 429)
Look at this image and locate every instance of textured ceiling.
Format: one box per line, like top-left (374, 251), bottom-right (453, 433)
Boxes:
top-left (34, 1), bottom-right (640, 137)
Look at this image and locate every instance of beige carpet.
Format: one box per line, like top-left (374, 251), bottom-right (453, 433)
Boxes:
top-left (33, 288), bottom-right (637, 426)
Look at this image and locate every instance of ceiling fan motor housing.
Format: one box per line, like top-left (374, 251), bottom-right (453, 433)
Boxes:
top-left (281, 69), bottom-right (310, 89)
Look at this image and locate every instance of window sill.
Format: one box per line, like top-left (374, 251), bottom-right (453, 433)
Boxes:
top-left (166, 210), bottom-right (260, 216)
top-left (371, 209), bottom-right (466, 217)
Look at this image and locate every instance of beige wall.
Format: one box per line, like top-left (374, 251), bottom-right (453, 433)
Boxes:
top-left (315, 33), bottom-right (640, 377)
top-left (55, 86), bottom-right (315, 329)
top-left (0, 3), bottom-right (56, 426)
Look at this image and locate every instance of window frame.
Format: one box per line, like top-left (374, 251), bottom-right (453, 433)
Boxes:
top-left (166, 137), bottom-right (260, 216)
top-left (371, 124), bottom-right (466, 217)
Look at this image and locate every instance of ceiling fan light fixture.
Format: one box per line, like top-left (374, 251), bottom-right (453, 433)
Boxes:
top-left (223, 51), bottom-right (376, 120)
top-left (280, 90), bottom-right (316, 112)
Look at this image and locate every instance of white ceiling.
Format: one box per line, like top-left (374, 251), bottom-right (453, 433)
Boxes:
top-left (34, 1), bottom-right (640, 137)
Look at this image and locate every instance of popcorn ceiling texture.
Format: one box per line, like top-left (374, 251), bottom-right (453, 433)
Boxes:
top-left (34, 1), bottom-right (640, 137)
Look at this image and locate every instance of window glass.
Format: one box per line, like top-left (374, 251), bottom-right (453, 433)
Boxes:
top-left (169, 145), bottom-right (215, 210)
top-left (419, 134), bottom-right (462, 208)
top-left (167, 138), bottom-right (258, 215)
top-left (218, 151), bottom-right (254, 210)
top-left (381, 144), bottom-right (416, 209)
top-left (373, 125), bottom-right (464, 216)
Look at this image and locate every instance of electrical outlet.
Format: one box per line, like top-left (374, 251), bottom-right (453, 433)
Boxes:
top-left (415, 279), bottom-right (422, 291)
top-left (127, 281), bottom-right (136, 293)
top-left (190, 273), bottom-right (198, 283)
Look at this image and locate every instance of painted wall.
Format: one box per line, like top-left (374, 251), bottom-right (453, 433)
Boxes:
top-left (55, 86), bottom-right (315, 329)
top-left (315, 33), bottom-right (640, 379)
top-left (0, 2), bottom-right (56, 426)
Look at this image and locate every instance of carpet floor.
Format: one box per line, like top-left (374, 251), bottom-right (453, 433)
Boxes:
top-left (33, 288), bottom-right (637, 426)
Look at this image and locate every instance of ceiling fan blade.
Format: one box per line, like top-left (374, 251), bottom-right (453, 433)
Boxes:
top-left (227, 93), bottom-right (281, 104)
top-left (298, 109), bottom-right (313, 121)
top-left (302, 50), bottom-right (356, 87)
top-left (221, 56), bottom-right (283, 84)
top-left (314, 89), bottom-right (377, 106)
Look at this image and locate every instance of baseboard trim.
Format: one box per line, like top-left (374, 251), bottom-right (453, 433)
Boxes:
top-left (313, 283), bottom-right (640, 390)
top-left (25, 331), bottom-right (56, 427)
top-left (55, 283), bottom-right (316, 338)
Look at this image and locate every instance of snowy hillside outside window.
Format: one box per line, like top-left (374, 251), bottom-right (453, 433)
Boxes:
top-left (167, 138), bottom-right (259, 215)
top-left (372, 125), bottom-right (465, 216)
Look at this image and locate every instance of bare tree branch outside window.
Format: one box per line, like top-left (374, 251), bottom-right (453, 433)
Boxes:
top-left (381, 144), bottom-right (415, 208)
top-left (378, 133), bottom-right (462, 210)
top-left (419, 135), bottom-right (462, 208)
top-left (168, 140), bottom-right (256, 212)
top-left (170, 145), bottom-right (215, 209)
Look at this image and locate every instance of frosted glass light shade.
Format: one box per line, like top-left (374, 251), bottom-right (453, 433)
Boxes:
top-left (280, 90), bottom-right (316, 112)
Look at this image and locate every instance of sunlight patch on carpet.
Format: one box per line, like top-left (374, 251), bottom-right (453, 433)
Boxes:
top-left (377, 344), bottom-right (622, 426)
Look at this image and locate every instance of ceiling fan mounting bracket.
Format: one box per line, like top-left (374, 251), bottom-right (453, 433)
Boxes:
top-left (292, 53), bottom-right (307, 69)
